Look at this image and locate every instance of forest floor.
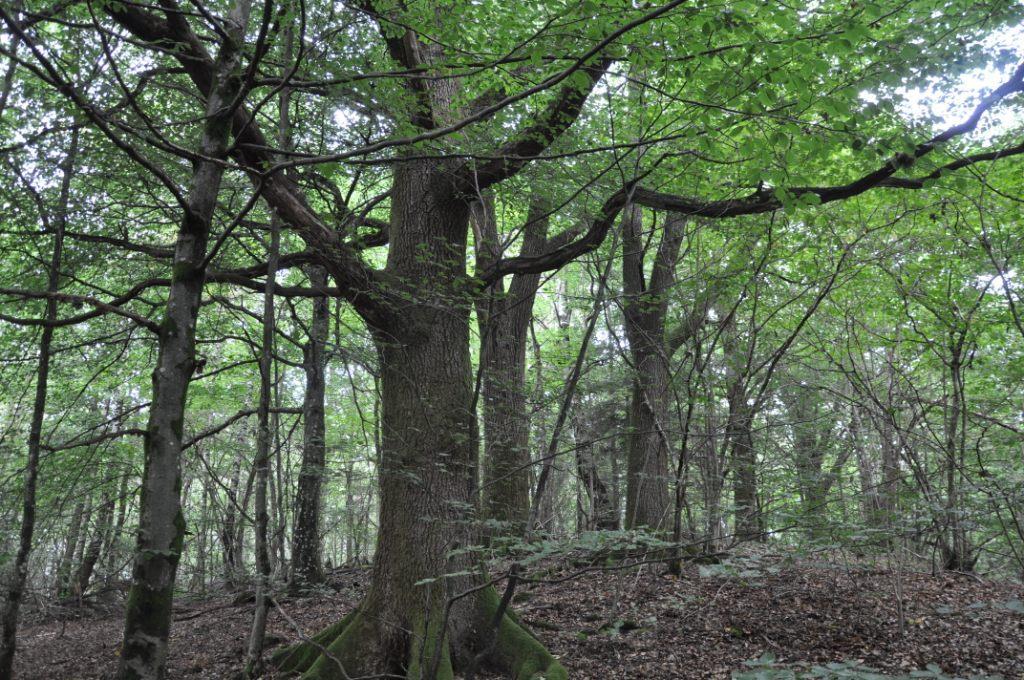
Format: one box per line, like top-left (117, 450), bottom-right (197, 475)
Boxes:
top-left (12, 550), bottom-right (1024, 679)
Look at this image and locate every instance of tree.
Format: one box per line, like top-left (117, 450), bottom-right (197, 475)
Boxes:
top-left (0, 127), bottom-right (77, 678)
top-left (5, 0), bottom-right (1024, 676)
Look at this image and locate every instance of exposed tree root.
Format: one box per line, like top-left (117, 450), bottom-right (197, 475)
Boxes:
top-left (269, 607), bottom-right (359, 676)
top-left (268, 588), bottom-right (565, 680)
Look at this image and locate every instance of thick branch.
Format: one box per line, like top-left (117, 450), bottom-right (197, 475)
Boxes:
top-left (486, 59), bottom-right (1024, 281)
top-left (465, 57), bottom-right (612, 191)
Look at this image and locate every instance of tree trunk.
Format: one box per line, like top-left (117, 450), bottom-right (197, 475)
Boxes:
top-left (272, 159), bottom-right (565, 679)
top-left (729, 399), bottom-right (760, 542)
top-left (575, 439), bottom-right (617, 531)
top-left (849, 402), bottom-right (882, 528)
top-left (0, 127), bottom-right (76, 677)
top-left (103, 469), bottom-right (131, 576)
top-left (941, 342), bottom-right (974, 571)
top-left (784, 384), bottom-right (830, 540)
top-left (621, 207), bottom-right (685, 531)
top-left (75, 491), bottom-right (115, 597)
top-left (291, 265), bottom-right (329, 585)
top-left (191, 481), bottom-right (210, 593)
top-left (244, 200), bottom-right (281, 675)
top-left (53, 500), bottom-right (85, 599)
top-left (221, 446), bottom-right (244, 588)
top-left (722, 312), bottom-right (761, 544)
top-left (118, 2), bottom-right (252, 675)
top-left (473, 196), bottom-right (549, 534)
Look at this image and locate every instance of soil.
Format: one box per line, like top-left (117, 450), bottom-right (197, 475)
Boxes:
top-left (13, 554), bottom-right (1024, 679)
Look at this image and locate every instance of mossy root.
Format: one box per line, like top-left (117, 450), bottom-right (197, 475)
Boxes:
top-left (270, 607), bottom-right (358, 676)
top-left (271, 592), bottom-right (564, 680)
top-left (481, 587), bottom-right (568, 680)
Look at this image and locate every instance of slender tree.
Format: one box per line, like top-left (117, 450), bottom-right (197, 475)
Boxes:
top-left (0, 127), bottom-right (77, 678)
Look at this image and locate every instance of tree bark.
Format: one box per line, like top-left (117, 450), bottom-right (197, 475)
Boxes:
top-left (473, 195), bottom-right (550, 534)
top-left (272, 158), bottom-right (566, 679)
top-left (782, 383), bottom-right (837, 540)
top-left (621, 206), bottom-right (685, 531)
top-left (291, 265), bottom-right (329, 584)
top-left (220, 446), bottom-right (245, 588)
top-left (117, 2), bottom-right (252, 675)
top-left (727, 387), bottom-right (762, 543)
top-left (103, 469), bottom-right (131, 576)
top-left (244, 205), bottom-right (281, 676)
top-left (75, 490), bottom-right (115, 597)
top-left (54, 499), bottom-right (85, 599)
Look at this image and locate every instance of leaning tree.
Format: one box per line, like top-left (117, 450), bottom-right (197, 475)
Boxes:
top-left (4, 0), bottom-right (1024, 677)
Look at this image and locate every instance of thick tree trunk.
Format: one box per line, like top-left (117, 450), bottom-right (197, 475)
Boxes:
top-left (117, 3), bottom-right (251, 675)
top-left (0, 128), bottom-right (76, 677)
top-left (272, 160), bottom-right (565, 679)
top-left (621, 207), bottom-right (685, 531)
top-left (291, 265), bottom-right (329, 585)
top-left (473, 196), bottom-right (549, 533)
top-left (729, 399), bottom-right (760, 542)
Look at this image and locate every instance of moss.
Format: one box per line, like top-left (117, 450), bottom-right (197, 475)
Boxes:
top-left (405, 608), bottom-right (453, 680)
top-left (171, 262), bottom-right (195, 282)
top-left (480, 587), bottom-right (568, 680)
top-left (302, 609), bottom-right (378, 679)
top-left (271, 607), bottom-right (358, 676)
top-left (120, 574), bottom-right (177, 680)
top-left (272, 590), bottom-right (566, 680)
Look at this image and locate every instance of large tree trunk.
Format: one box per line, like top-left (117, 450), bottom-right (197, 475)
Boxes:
top-left (117, 3), bottom-right (252, 675)
top-left (621, 207), bottom-right (685, 531)
top-left (473, 196), bottom-right (549, 533)
top-left (272, 160), bottom-right (565, 679)
top-left (291, 265), bottom-right (329, 584)
top-left (729, 396), bottom-right (761, 542)
top-left (0, 127), bottom-right (77, 677)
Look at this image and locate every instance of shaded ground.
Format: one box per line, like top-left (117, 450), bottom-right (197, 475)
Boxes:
top-left (13, 554), bottom-right (1024, 678)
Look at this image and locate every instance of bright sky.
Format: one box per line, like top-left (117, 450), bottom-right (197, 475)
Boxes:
top-left (893, 22), bottom-right (1024, 140)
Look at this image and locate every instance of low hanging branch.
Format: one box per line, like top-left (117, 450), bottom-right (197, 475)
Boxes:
top-left (486, 59), bottom-right (1024, 284)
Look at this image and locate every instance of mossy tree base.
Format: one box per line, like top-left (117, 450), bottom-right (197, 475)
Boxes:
top-left (270, 588), bottom-right (566, 680)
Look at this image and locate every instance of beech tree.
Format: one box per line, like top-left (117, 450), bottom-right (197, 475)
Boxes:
top-left (2, 0), bottom-right (1024, 678)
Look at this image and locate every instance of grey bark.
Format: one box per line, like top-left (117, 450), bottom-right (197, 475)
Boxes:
top-left (472, 194), bottom-right (551, 533)
top-left (117, 2), bottom-right (252, 675)
top-left (244, 205), bottom-right (280, 676)
top-left (291, 265), bottom-right (328, 584)
top-left (621, 206), bottom-right (686, 531)
top-left (75, 491), bottom-right (115, 597)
